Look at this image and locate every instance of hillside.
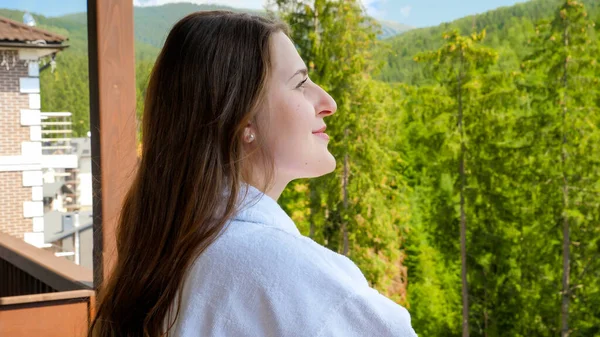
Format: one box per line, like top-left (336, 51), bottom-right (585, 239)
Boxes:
top-left (0, 8), bottom-right (159, 58)
top-left (57, 3), bottom-right (264, 52)
top-left (379, 19), bottom-right (413, 39)
top-left (380, 0), bottom-right (600, 83)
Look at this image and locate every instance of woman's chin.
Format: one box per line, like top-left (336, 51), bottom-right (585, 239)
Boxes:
top-left (314, 153), bottom-right (337, 177)
top-left (289, 152), bottom-right (337, 179)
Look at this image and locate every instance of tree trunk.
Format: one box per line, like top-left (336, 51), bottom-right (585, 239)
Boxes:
top-left (342, 128), bottom-right (349, 256)
top-left (484, 270), bottom-right (488, 337)
top-left (458, 50), bottom-right (470, 337)
top-left (560, 21), bottom-right (571, 337)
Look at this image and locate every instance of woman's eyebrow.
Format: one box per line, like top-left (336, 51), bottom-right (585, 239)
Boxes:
top-left (287, 68), bottom-right (308, 83)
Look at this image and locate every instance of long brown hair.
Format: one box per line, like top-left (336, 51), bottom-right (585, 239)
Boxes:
top-left (89, 11), bottom-right (287, 337)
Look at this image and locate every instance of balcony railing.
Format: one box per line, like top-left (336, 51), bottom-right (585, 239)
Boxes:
top-left (40, 112), bottom-right (73, 155)
top-left (0, 290), bottom-right (95, 337)
top-left (0, 231), bottom-right (93, 336)
top-left (40, 112), bottom-right (78, 169)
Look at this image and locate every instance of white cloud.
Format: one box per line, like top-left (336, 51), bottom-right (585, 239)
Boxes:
top-left (134, 0), bottom-right (265, 9)
top-left (133, 0), bottom-right (388, 18)
top-left (399, 5), bottom-right (411, 18)
top-left (360, 0), bottom-right (386, 18)
top-left (133, 0), bottom-right (157, 5)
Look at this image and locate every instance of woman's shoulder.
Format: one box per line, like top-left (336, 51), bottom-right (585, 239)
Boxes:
top-left (199, 219), bottom-right (368, 291)
top-left (177, 220), bottom-right (416, 337)
top-left (176, 221), bottom-right (364, 336)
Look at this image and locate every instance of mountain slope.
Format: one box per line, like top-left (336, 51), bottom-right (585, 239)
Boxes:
top-left (380, 0), bottom-right (600, 83)
top-left (0, 8), bottom-right (159, 58)
top-left (379, 20), bottom-right (413, 39)
top-left (131, 3), bottom-right (411, 46)
top-left (132, 3), bottom-right (263, 48)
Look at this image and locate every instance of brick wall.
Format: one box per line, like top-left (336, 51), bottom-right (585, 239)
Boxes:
top-left (0, 50), bottom-right (34, 237)
top-left (0, 50), bottom-right (30, 156)
top-left (0, 172), bottom-right (33, 238)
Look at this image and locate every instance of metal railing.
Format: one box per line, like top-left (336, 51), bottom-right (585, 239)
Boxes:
top-left (40, 112), bottom-right (73, 155)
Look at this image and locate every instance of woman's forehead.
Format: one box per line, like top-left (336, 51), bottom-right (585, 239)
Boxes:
top-left (270, 32), bottom-right (306, 80)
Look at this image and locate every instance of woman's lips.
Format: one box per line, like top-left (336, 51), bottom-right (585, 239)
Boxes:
top-left (312, 126), bottom-right (328, 140)
top-left (313, 132), bottom-right (330, 140)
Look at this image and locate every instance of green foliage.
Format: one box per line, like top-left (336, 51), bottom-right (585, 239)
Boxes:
top-left (398, 1), bottom-right (600, 335)
top-left (39, 53), bottom-right (90, 136)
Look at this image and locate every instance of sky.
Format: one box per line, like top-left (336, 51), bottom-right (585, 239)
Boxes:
top-left (3, 0), bottom-right (529, 28)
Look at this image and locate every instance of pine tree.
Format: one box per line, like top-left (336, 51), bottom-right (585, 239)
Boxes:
top-left (413, 30), bottom-right (498, 337)
top-left (522, 1), bottom-right (600, 335)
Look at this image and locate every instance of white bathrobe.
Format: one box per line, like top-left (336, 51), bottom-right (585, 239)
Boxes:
top-left (167, 184), bottom-right (418, 336)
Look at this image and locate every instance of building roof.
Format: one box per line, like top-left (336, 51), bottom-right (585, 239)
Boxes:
top-left (0, 15), bottom-right (67, 44)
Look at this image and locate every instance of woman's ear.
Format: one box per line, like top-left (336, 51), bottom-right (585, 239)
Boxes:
top-left (243, 122), bottom-right (256, 143)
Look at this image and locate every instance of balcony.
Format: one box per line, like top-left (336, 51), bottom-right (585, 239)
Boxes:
top-left (0, 231), bottom-right (94, 336)
top-left (40, 112), bottom-right (78, 169)
top-left (0, 112), bottom-right (78, 172)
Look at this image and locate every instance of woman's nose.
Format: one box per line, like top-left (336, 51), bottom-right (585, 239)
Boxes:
top-left (315, 85), bottom-right (337, 117)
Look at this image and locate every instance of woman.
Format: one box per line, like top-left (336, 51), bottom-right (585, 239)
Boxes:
top-left (90, 11), bottom-right (417, 337)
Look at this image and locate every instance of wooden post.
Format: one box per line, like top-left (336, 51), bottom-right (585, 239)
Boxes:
top-left (87, 0), bottom-right (137, 289)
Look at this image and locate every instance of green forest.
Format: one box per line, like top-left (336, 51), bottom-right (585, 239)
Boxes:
top-left (3, 0), bottom-right (600, 335)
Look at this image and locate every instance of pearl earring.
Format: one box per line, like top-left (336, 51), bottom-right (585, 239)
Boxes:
top-left (247, 133), bottom-right (255, 143)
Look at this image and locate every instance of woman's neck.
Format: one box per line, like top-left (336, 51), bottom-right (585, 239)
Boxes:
top-left (245, 178), bottom-right (288, 201)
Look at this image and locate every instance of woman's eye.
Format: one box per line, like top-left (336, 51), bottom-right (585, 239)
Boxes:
top-left (296, 78), bottom-right (308, 89)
